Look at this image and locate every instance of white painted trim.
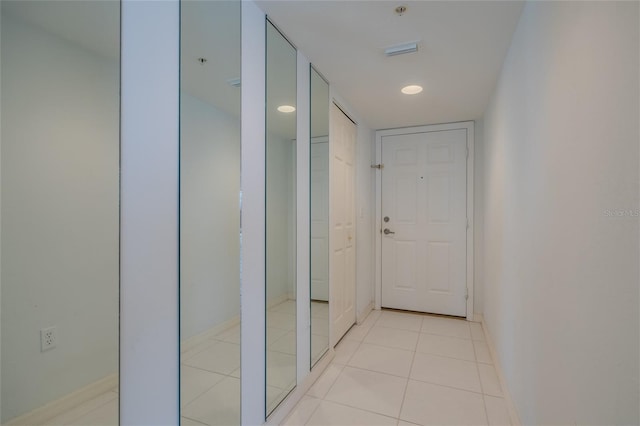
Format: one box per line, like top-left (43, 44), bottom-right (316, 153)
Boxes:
top-left (296, 51), bottom-right (311, 382)
top-left (0, 11), bottom-right (3, 424)
top-left (240, 2), bottom-right (267, 425)
top-left (5, 374), bottom-right (118, 426)
top-left (120, 1), bottom-right (180, 424)
top-left (374, 121), bottom-right (475, 321)
top-left (266, 350), bottom-right (335, 426)
top-left (480, 319), bottom-right (522, 426)
top-left (357, 301), bottom-right (374, 325)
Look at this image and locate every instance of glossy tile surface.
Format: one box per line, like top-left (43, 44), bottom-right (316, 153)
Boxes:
top-left (284, 309), bottom-right (513, 426)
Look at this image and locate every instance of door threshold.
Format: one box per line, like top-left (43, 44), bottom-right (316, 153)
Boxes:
top-left (380, 307), bottom-right (467, 321)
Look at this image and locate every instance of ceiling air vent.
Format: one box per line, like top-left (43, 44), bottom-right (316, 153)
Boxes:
top-left (384, 42), bottom-right (418, 57)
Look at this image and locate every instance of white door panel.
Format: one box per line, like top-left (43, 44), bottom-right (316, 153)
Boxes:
top-left (381, 129), bottom-right (467, 317)
top-left (330, 104), bottom-right (357, 345)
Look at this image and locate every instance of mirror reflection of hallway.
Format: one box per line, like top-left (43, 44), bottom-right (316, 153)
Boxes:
top-left (179, 1), bottom-right (242, 425)
top-left (310, 66), bottom-right (330, 367)
top-left (1, 1), bottom-right (120, 424)
top-left (265, 19), bottom-right (298, 416)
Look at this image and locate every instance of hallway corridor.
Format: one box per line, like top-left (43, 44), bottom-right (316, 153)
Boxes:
top-left (283, 310), bottom-right (512, 426)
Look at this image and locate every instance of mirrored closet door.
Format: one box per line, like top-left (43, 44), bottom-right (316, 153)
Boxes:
top-left (309, 67), bottom-right (330, 367)
top-left (265, 19), bottom-right (297, 416)
top-left (1, 1), bottom-right (120, 424)
top-left (179, 1), bottom-right (241, 425)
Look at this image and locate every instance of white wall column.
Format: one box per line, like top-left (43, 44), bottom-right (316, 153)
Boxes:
top-left (240, 1), bottom-right (267, 425)
top-left (120, 1), bottom-right (180, 424)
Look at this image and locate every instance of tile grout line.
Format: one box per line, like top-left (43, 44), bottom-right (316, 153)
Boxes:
top-left (473, 333), bottom-right (491, 425)
top-left (300, 395), bottom-right (323, 425)
top-left (396, 337), bottom-right (419, 424)
top-left (309, 395), bottom-right (402, 424)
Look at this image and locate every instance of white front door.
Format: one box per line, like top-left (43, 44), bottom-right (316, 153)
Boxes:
top-left (381, 129), bottom-right (468, 317)
top-left (330, 104), bottom-right (357, 345)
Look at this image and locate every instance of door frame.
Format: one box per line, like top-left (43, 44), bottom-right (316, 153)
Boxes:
top-left (374, 121), bottom-right (475, 321)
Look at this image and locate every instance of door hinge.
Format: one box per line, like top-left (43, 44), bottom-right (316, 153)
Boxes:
top-left (465, 288), bottom-right (469, 300)
top-left (371, 164), bottom-right (384, 169)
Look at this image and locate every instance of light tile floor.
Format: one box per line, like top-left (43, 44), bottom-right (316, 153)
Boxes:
top-left (22, 307), bottom-right (510, 426)
top-left (29, 299), bottom-right (327, 426)
top-left (283, 309), bottom-right (513, 426)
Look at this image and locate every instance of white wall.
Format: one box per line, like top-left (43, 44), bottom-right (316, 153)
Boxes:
top-left (482, 2), bottom-right (639, 424)
top-left (0, 15), bottom-right (119, 421)
top-left (180, 92), bottom-right (240, 340)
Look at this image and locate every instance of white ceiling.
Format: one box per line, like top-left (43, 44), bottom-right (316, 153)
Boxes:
top-left (257, 0), bottom-right (524, 130)
top-left (3, 0), bottom-right (525, 132)
top-left (181, 1), bottom-right (241, 119)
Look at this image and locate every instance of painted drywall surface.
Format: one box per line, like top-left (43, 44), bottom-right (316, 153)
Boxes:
top-left (473, 119), bottom-right (484, 315)
top-left (180, 92), bottom-right (240, 340)
top-left (120, 2), bottom-right (180, 422)
top-left (0, 15), bottom-right (118, 421)
top-left (482, 2), bottom-right (639, 424)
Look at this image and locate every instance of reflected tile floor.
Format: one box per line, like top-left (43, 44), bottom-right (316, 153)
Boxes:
top-left (40, 298), bottom-right (316, 426)
top-left (283, 310), bottom-right (513, 426)
top-left (45, 389), bottom-right (118, 426)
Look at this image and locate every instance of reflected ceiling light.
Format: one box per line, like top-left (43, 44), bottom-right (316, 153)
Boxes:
top-left (277, 105), bottom-right (296, 113)
top-left (401, 85), bottom-right (423, 95)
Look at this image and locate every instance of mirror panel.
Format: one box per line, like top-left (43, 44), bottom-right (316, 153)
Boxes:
top-left (265, 20), bottom-right (297, 416)
top-left (310, 67), bottom-right (330, 367)
top-left (1, 1), bottom-right (120, 424)
top-left (180, 1), bottom-right (241, 425)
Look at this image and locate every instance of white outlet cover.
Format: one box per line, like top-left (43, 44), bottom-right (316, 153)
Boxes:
top-left (40, 326), bottom-right (57, 352)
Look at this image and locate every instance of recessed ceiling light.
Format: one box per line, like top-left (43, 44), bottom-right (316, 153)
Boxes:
top-left (277, 105), bottom-right (296, 113)
top-left (401, 85), bottom-right (423, 95)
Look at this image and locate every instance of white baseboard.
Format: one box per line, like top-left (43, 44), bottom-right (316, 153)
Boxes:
top-left (6, 373), bottom-right (118, 426)
top-left (267, 293), bottom-right (290, 310)
top-left (182, 294), bottom-right (291, 354)
top-left (181, 315), bottom-right (240, 353)
top-left (473, 313), bottom-right (484, 323)
top-left (357, 301), bottom-right (374, 325)
top-left (480, 319), bottom-right (522, 426)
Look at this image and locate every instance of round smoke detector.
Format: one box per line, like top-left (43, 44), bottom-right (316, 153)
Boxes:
top-left (395, 5), bottom-right (407, 16)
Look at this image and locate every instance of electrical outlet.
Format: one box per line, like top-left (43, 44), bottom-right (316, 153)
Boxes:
top-left (40, 326), bottom-right (57, 352)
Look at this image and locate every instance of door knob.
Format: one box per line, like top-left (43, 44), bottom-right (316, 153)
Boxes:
top-left (383, 228), bottom-right (395, 235)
